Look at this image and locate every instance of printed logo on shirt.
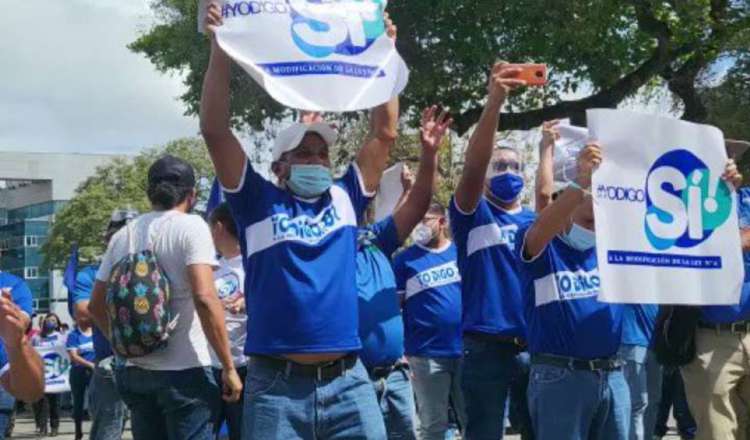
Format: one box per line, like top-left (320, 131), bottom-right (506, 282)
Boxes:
top-left (215, 272), bottom-right (243, 303)
top-left (467, 223), bottom-right (519, 257)
top-left (405, 261), bottom-right (461, 300)
top-left (534, 269), bottom-right (601, 307)
top-left (245, 186), bottom-right (358, 257)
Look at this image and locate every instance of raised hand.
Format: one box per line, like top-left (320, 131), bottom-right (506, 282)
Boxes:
top-left (575, 142), bottom-right (603, 189)
top-left (722, 159), bottom-right (743, 190)
top-left (205, 1), bottom-right (224, 41)
top-left (299, 111), bottom-right (324, 125)
top-left (541, 120), bottom-right (561, 149)
top-left (488, 62), bottom-right (527, 106)
top-left (384, 12), bottom-right (397, 41)
top-left (0, 292), bottom-right (27, 351)
top-left (420, 106), bottom-right (453, 154)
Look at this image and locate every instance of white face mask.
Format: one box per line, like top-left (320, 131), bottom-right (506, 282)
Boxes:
top-left (560, 223), bottom-right (596, 251)
top-left (411, 223), bottom-right (434, 246)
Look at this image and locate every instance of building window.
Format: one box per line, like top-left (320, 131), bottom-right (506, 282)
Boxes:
top-left (24, 236), bottom-right (39, 247)
top-left (24, 267), bottom-right (39, 279)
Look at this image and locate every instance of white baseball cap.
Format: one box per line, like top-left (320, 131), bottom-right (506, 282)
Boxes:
top-left (272, 122), bottom-right (338, 162)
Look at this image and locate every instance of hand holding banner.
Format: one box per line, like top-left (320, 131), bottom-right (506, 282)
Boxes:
top-left (213, 0), bottom-right (409, 112)
top-left (589, 109), bottom-right (743, 305)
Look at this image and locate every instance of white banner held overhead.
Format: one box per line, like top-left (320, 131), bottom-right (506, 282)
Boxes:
top-left (589, 109), bottom-right (743, 305)
top-left (215, 0), bottom-right (409, 112)
top-left (36, 344), bottom-right (71, 394)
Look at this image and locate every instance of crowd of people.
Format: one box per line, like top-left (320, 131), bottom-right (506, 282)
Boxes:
top-left (0, 2), bottom-right (748, 440)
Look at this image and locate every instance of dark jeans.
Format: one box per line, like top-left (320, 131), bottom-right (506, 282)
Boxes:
top-left (115, 366), bottom-right (220, 440)
top-left (461, 335), bottom-right (533, 440)
top-left (32, 393), bottom-right (60, 430)
top-left (70, 367), bottom-right (93, 421)
top-left (655, 367), bottom-right (696, 439)
top-left (212, 366), bottom-right (247, 440)
top-left (0, 385), bottom-right (15, 440)
top-left (90, 363), bottom-right (127, 440)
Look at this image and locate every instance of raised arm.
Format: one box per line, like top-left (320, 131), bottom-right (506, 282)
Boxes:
top-left (536, 120), bottom-right (560, 212)
top-left (392, 107), bottom-right (452, 243)
top-left (199, 2), bottom-right (246, 190)
top-left (524, 144), bottom-right (600, 258)
top-left (0, 294), bottom-right (43, 402)
top-left (454, 63), bottom-right (525, 213)
top-left (356, 13), bottom-right (400, 193)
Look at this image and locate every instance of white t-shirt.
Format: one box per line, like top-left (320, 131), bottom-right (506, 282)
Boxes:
top-left (211, 255), bottom-right (247, 368)
top-left (96, 210), bottom-right (218, 371)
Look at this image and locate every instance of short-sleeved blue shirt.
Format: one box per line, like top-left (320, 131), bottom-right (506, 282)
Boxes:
top-left (70, 265), bottom-right (112, 361)
top-left (66, 328), bottom-right (95, 366)
top-left (224, 161), bottom-right (373, 355)
top-left (356, 217), bottom-right (404, 368)
top-left (449, 198), bottom-right (536, 338)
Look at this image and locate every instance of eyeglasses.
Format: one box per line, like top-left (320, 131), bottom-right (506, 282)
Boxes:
top-left (491, 160), bottom-right (523, 173)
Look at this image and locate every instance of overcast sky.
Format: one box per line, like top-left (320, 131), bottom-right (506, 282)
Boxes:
top-left (0, 0), bottom-right (199, 154)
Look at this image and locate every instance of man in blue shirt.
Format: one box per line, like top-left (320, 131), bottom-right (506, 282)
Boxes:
top-left (394, 202), bottom-right (464, 440)
top-left (357, 107), bottom-right (450, 440)
top-left (682, 185), bottom-right (750, 440)
top-left (70, 209), bottom-right (136, 440)
top-left (200, 4), bottom-right (401, 438)
top-left (619, 304), bottom-right (661, 440)
top-left (518, 143), bottom-right (630, 440)
top-left (449, 62), bottom-right (534, 439)
top-left (0, 272), bottom-right (44, 440)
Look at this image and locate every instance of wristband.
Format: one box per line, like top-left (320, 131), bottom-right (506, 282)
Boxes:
top-left (568, 180), bottom-right (591, 195)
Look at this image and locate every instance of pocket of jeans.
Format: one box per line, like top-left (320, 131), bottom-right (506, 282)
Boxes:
top-left (245, 371), bottom-right (283, 398)
top-left (530, 365), bottom-right (570, 385)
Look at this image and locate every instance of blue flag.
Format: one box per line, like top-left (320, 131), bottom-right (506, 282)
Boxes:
top-left (63, 243), bottom-right (79, 317)
top-left (205, 177), bottom-right (224, 217)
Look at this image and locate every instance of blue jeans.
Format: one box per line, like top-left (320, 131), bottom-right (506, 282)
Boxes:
top-left (90, 363), bottom-right (127, 440)
top-left (115, 366), bottom-right (220, 440)
top-left (243, 357), bottom-right (386, 439)
top-left (213, 366), bottom-right (247, 440)
top-left (0, 385), bottom-right (14, 440)
top-left (527, 362), bottom-right (631, 440)
top-left (461, 335), bottom-right (533, 439)
top-left (409, 356), bottom-right (466, 440)
top-left (655, 367), bottom-right (696, 439)
top-left (619, 345), bottom-right (662, 440)
top-left (370, 366), bottom-right (417, 440)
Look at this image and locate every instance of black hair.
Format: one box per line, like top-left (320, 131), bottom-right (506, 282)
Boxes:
top-left (147, 181), bottom-right (193, 210)
top-left (208, 202), bottom-right (239, 240)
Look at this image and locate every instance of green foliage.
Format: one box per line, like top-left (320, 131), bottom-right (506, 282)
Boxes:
top-left (41, 138), bottom-right (214, 269)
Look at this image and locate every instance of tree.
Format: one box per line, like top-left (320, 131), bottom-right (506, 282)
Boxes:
top-left (41, 138), bottom-right (214, 269)
top-left (131, 0), bottom-right (749, 136)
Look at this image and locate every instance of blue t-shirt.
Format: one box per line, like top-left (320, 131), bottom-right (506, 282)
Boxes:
top-left (0, 273), bottom-right (33, 376)
top-left (70, 265), bottom-right (113, 361)
top-left (394, 242), bottom-right (462, 358)
top-left (621, 305), bottom-right (659, 347)
top-left (702, 254), bottom-right (750, 324)
top-left (66, 328), bottom-right (95, 365)
top-left (357, 217), bottom-right (403, 368)
top-left (224, 161), bottom-right (372, 355)
top-left (449, 198), bottom-right (536, 338)
top-left (516, 225), bottom-right (624, 359)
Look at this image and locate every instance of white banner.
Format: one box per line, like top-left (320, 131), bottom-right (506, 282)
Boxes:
top-left (374, 162), bottom-right (404, 222)
top-left (215, 0), bottom-right (409, 112)
top-left (36, 344), bottom-right (71, 394)
top-left (589, 109), bottom-right (743, 305)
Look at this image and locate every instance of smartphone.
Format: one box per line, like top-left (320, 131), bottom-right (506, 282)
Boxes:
top-left (513, 63), bottom-right (548, 86)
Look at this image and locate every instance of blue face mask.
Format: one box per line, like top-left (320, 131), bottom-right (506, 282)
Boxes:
top-left (488, 173), bottom-right (525, 203)
top-left (560, 223), bottom-right (596, 251)
top-left (287, 164), bottom-right (333, 199)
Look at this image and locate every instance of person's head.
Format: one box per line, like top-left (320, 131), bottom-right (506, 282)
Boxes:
top-left (75, 312), bottom-right (92, 331)
top-left (42, 313), bottom-right (61, 335)
top-left (103, 208), bottom-right (139, 245)
top-left (147, 155), bottom-right (197, 212)
top-left (559, 195), bottom-right (596, 252)
top-left (270, 123), bottom-right (338, 199)
top-left (411, 202), bottom-right (449, 248)
top-left (485, 146), bottom-right (525, 206)
top-left (208, 202), bottom-right (240, 258)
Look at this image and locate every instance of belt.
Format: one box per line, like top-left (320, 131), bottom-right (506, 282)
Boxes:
top-left (251, 354), bottom-right (358, 381)
top-left (698, 320), bottom-right (750, 334)
top-left (465, 331), bottom-right (526, 347)
top-left (532, 353), bottom-right (623, 372)
top-left (368, 361), bottom-right (409, 380)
